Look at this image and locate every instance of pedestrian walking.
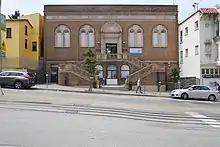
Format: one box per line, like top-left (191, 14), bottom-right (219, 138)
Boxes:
top-left (0, 85), bottom-right (4, 95)
top-left (136, 78), bottom-right (143, 93)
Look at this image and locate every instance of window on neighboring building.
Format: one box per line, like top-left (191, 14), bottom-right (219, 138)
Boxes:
top-left (6, 28), bottom-right (12, 38)
top-left (201, 69), bottom-right (205, 74)
top-left (32, 41), bottom-right (37, 52)
top-left (210, 69), bottom-right (214, 74)
top-left (128, 25), bottom-right (143, 47)
top-left (152, 25), bottom-right (167, 48)
top-left (180, 51), bottom-right (183, 64)
top-left (215, 69), bottom-right (218, 75)
top-left (54, 25), bottom-right (71, 48)
top-left (25, 25), bottom-right (28, 35)
top-left (205, 69), bottom-right (209, 74)
top-left (195, 45), bottom-right (199, 55)
top-left (120, 65), bottom-right (130, 78)
top-left (180, 30), bottom-right (183, 43)
top-left (185, 27), bottom-right (188, 36)
top-left (79, 25), bottom-right (95, 48)
top-left (194, 21), bottom-right (199, 30)
top-left (185, 49), bottom-right (188, 57)
top-left (25, 39), bottom-right (28, 49)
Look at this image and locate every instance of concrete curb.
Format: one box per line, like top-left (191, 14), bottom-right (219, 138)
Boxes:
top-left (35, 88), bottom-right (170, 98)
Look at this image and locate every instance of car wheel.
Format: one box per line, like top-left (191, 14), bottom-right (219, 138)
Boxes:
top-left (14, 81), bottom-right (23, 89)
top-left (181, 93), bottom-right (189, 100)
top-left (208, 95), bottom-right (216, 101)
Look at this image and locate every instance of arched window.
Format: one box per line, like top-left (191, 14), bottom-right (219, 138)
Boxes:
top-left (55, 25), bottom-right (70, 48)
top-left (95, 65), bottom-right (103, 78)
top-left (120, 65), bottom-right (130, 78)
top-left (128, 25), bottom-right (143, 47)
top-left (79, 25), bottom-right (95, 48)
top-left (107, 65), bottom-right (117, 79)
top-left (153, 29), bottom-right (159, 47)
top-left (152, 25), bottom-right (167, 48)
top-left (128, 29), bottom-right (135, 47)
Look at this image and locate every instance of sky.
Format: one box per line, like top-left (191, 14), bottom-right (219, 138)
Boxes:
top-left (1, 0), bottom-right (220, 22)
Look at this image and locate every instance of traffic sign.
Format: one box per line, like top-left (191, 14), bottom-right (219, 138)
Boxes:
top-left (0, 51), bottom-right (5, 58)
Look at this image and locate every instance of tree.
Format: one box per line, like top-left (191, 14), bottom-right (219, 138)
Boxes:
top-left (83, 48), bottom-right (97, 90)
top-left (83, 48), bottom-right (97, 75)
top-left (171, 67), bottom-right (180, 83)
top-left (8, 10), bottom-right (21, 19)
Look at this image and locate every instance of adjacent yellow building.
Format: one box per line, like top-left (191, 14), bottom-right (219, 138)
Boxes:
top-left (4, 13), bottom-right (43, 69)
top-left (0, 13), bottom-right (6, 53)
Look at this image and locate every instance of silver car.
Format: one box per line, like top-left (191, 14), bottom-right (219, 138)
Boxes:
top-left (0, 71), bottom-right (35, 89)
top-left (171, 85), bottom-right (220, 101)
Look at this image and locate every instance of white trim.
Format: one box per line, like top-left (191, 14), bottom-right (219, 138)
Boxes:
top-left (46, 15), bottom-right (176, 20)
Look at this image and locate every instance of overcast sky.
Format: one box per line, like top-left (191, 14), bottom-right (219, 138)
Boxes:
top-left (2, 0), bottom-right (219, 22)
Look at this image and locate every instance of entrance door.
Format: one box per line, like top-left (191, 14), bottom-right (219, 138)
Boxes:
top-left (106, 43), bottom-right (117, 59)
top-left (106, 65), bottom-right (118, 85)
top-left (51, 67), bottom-right (58, 84)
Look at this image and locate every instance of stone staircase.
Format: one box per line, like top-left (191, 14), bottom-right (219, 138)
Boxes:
top-left (59, 62), bottom-right (92, 81)
top-left (59, 53), bottom-right (165, 83)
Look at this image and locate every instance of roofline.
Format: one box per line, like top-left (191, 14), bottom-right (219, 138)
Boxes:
top-left (179, 10), bottom-right (200, 25)
top-left (44, 4), bottom-right (178, 6)
top-left (6, 19), bottom-right (33, 28)
top-left (179, 9), bottom-right (219, 25)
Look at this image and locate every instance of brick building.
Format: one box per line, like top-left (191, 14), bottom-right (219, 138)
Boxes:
top-left (44, 5), bottom-right (179, 91)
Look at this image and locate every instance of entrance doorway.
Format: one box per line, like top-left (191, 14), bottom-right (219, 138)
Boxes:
top-left (106, 43), bottom-right (117, 59)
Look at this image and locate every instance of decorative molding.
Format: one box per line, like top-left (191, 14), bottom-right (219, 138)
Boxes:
top-left (46, 15), bottom-right (176, 21)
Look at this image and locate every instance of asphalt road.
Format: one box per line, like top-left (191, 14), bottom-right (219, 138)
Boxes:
top-left (0, 89), bottom-right (220, 147)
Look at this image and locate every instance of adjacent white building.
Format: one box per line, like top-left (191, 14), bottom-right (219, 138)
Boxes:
top-left (179, 7), bottom-right (220, 88)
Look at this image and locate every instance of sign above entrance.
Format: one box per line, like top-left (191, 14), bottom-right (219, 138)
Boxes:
top-left (129, 48), bottom-right (142, 54)
top-left (202, 75), bottom-right (220, 78)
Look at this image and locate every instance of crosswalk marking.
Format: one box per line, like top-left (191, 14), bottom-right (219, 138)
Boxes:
top-left (185, 112), bottom-right (220, 128)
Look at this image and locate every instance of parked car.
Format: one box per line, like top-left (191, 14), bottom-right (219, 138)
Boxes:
top-left (170, 85), bottom-right (220, 101)
top-left (0, 71), bottom-right (35, 89)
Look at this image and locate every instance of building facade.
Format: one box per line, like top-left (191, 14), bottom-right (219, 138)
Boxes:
top-left (44, 5), bottom-right (179, 91)
top-left (179, 8), bottom-right (220, 88)
top-left (0, 13), bottom-right (6, 43)
top-left (5, 13), bottom-right (43, 69)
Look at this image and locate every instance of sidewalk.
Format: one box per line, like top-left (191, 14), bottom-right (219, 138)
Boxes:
top-left (33, 84), bottom-right (170, 98)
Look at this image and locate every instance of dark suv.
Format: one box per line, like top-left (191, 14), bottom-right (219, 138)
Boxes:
top-left (0, 71), bottom-right (35, 89)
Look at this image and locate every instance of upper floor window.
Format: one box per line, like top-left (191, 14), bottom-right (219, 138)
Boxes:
top-left (194, 21), bottom-right (199, 31)
top-left (180, 51), bottom-right (183, 64)
top-left (128, 25), bottom-right (143, 47)
top-left (195, 45), bottom-right (199, 55)
top-left (152, 25), bottom-right (167, 48)
top-left (32, 41), bottom-right (37, 52)
top-left (79, 25), bottom-right (95, 48)
top-left (6, 28), bottom-right (12, 38)
top-left (185, 49), bottom-right (188, 57)
top-left (185, 27), bottom-right (188, 36)
top-left (25, 25), bottom-right (28, 35)
top-left (54, 25), bottom-right (70, 48)
top-left (25, 39), bottom-right (28, 49)
top-left (180, 30), bottom-right (183, 43)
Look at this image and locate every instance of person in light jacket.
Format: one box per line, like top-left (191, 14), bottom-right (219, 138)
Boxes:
top-left (136, 78), bottom-right (143, 93)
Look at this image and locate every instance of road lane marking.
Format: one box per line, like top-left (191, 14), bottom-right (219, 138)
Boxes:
top-left (185, 112), bottom-right (220, 128)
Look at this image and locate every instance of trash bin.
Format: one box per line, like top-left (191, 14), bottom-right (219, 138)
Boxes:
top-left (128, 81), bottom-right (132, 91)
